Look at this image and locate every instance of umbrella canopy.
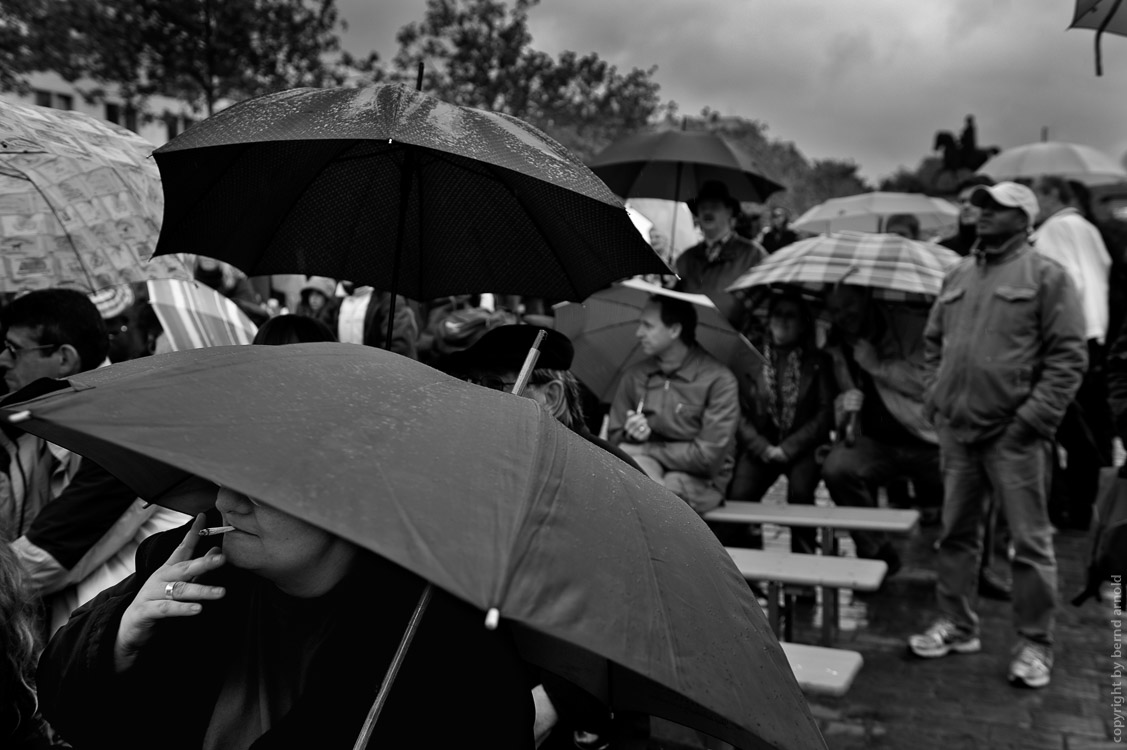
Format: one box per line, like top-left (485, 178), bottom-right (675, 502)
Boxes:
top-left (726, 231), bottom-right (961, 303)
top-left (0, 100), bottom-right (190, 293)
top-left (150, 84), bottom-right (668, 303)
top-left (790, 192), bottom-right (958, 236)
top-left (976, 140), bottom-right (1127, 186)
top-left (588, 129), bottom-right (785, 204)
top-left (2, 344), bottom-right (823, 750)
top-left (1071, 0), bottom-right (1127, 75)
top-left (146, 279), bottom-right (258, 351)
top-left (555, 279), bottom-right (763, 402)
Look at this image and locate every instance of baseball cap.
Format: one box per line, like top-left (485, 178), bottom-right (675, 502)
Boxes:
top-left (969, 181), bottom-right (1039, 225)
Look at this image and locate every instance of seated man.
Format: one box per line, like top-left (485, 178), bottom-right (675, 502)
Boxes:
top-left (608, 296), bottom-right (740, 515)
top-left (821, 284), bottom-right (942, 573)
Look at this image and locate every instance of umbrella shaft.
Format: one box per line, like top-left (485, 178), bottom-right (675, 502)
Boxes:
top-left (352, 583), bottom-right (434, 750)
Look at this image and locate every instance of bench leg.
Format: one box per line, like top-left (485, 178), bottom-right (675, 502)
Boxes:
top-left (819, 525), bottom-right (841, 646)
top-left (768, 582), bottom-right (782, 640)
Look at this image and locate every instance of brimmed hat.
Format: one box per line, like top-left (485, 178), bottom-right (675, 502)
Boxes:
top-left (969, 182), bottom-right (1039, 225)
top-left (88, 285), bottom-right (135, 319)
top-left (688, 180), bottom-right (741, 216)
top-left (299, 276), bottom-right (337, 299)
top-left (450, 324), bottom-right (574, 374)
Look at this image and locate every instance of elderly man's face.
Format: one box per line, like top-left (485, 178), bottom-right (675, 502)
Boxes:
top-left (636, 302), bottom-right (678, 357)
top-left (696, 199), bottom-right (733, 236)
top-left (975, 203), bottom-right (1027, 240)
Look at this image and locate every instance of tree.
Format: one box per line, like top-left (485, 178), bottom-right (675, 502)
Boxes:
top-left (392, 0), bottom-right (665, 160)
top-left (0, 0), bottom-right (371, 117)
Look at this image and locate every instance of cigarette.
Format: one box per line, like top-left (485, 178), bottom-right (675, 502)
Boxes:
top-left (199, 526), bottom-right (235, 536)
top-left (636, 399), bottom-right (645, 414)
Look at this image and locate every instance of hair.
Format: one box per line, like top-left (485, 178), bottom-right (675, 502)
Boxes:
top-left (529, 368), bottom-right (585, 430)
top-left (649, 295), bottom-right (698, 346)
top-left (885, 213), bottom-right (921, 239)
top-left (955, 174), bottom-right (995, 193)
top-left (1035, 175), bottom-right (1075, 206)
top-left (252, 315), bottom-right (337, 346)
top-left (1067, 180), bottom-right (1095, 220)
top-left (0, 543), bottom-right (42, 740)
top-left (1, 289), bottom-right (108, 371)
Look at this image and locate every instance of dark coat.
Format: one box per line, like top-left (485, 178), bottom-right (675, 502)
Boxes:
top-left (674, 235), bottom-right (766, 331)
top-left (1107, 314), bottom-right (1127, 443)
top-left (737, 346), bottom-right (835, 460)
top-left (37, 521), bottom-right (534, 750)
top-left (327, 292), bottom-right (419, 359)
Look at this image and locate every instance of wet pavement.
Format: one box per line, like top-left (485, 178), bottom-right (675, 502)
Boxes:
top-left (651, 477), bottom-right (1119, 749)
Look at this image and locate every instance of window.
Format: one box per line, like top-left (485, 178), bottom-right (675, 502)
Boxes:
top-left (55, 93), bottom-right (73, 111)
top-left (165, 113), bottom-right (179, 141)
top-left (105, 103), bottom-right (121, 124)
top-left (123, 106), bottom-right (138, 132)
top-left (34, 90), bottom-right (52, 108)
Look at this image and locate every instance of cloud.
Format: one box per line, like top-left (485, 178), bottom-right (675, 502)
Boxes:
top-left (338, 0), bottom-right (1127, 180)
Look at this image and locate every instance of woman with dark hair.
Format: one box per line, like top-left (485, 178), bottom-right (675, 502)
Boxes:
top-left (252, 315), bottom-right (337, 346)
top-left (1, 544), bottom-right (53, 748)
top-left (722, 291), bottom-right (835, 553)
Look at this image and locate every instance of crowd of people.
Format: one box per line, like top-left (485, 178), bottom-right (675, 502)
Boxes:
top-left (2, 166), bottom-right (1126, 748)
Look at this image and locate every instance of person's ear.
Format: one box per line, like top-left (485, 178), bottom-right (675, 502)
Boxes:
top-left (541, 379), bottom-right (566, 417)
top-left (669, 322), bottom-right (682, 341)
top-left (55, 344), bottom-right (84, 377)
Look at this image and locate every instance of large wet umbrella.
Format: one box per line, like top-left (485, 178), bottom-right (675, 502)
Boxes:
top-left (555, 278), bottom-right (763, 402)
top-left (1071, 0), bottom-right (1127, 75)
top-left (0, 100), bottom-right (190, 293)
top-left (149, 84), bottom-right (668, 322)
top-left (3, 345), bottom-right (823, 750)
top-left (976, 140), bottom-right (1127, 186)
top-left (790, 192), bottom-right (958, 236)
top-left (588, 129), bottom-right (785, 204)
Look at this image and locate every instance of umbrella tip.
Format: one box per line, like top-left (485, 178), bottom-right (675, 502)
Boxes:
top-left (484, 607), bottom-right (500, 630)
top-left (7, 410), bottom-right (30, 424)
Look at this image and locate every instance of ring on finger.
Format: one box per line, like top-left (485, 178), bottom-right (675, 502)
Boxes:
top-left (165, 581), bottom-right (177, 600)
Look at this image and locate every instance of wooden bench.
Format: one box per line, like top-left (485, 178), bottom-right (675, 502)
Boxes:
top-left (781, 642), bottom-right (864, 697)
top-left (705, 501), bottom-right (920, 537)
top-left (727, 548), bottom-right (887, 644)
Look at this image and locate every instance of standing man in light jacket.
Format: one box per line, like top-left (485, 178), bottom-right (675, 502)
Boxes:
top-left (912, 182), bottom-right (1087, 690)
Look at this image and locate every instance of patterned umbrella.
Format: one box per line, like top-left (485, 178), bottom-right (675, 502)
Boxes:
top-left (150, 84), bottom-right (668, 310)
top-left (146, 279), bottom-right (257, 351)
top-left (976, 141), bottom-right (1127, 186)
top-left (790, 192), bottom-right (958, 236)
top-left (0, 100), bottom-right (189, 293)
top-left (726, 231), bottom-right (962, 303)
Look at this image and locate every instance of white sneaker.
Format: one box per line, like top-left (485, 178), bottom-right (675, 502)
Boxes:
top-left (1008, 642), bottom-right (1052, 688)
top-left (908, 619), bottom-right (982, 658)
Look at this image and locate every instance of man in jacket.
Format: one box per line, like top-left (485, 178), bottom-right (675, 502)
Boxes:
top-left (609, 296), bottom-right (740, 515)
top-left (1032, 176), bottom-right (1114, 530)
top-left (912, 182), bottom-right (1087, 690)
top-left (820, 285), bottom-right (941, 574)
top-left (675, 180), bottom-right (767, 333)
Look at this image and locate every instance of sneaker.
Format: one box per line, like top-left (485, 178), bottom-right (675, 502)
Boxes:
top-left (1008, 641), bottom-right (1052, 688)
top-left (908, 619), bottom-right (982, 658)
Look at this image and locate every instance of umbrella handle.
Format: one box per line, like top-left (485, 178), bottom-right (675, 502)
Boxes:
top-left (352, 582), bottom-right (434, 750)
top-left (511, 329), bottom-right (547, 397)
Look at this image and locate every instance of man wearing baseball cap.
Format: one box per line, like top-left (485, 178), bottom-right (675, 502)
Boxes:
top-left (913, 181), bottom-right (1088, 688)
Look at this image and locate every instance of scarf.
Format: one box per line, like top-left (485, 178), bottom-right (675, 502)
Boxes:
top-left (763, 341), bottom-right (802, 434)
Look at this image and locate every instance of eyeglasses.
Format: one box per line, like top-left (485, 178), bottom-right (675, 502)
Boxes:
top-left (469, 375), bottom-right (519, 393)
top-left (2, 339), bottom-right (59, 359)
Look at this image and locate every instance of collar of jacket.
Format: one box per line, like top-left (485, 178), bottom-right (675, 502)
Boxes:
top-left (645, 344), bottom-right (711, 381)
top-left (972, 232), bottom-right (1029, 266)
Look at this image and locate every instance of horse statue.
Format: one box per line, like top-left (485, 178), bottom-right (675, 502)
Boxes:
top-left (933, 115), bottom-right (1000, 174)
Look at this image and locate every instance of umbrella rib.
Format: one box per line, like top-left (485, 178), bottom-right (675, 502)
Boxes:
top-left (17, 170), bottom-right (100, 291)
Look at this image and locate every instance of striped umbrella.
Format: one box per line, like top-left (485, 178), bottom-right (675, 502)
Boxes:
top-left (147, 279), bottom-right (257, 351)
top-left (726, 231), bottom-right (961, 303)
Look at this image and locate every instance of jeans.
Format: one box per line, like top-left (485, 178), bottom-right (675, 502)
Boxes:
top-left (937, 428), bottom-right (1057, 645)
top-left (723, 451), bottom-right (821, 553)
top-left (633, 455), bottom-right (724, 515)
top-left (822, 435), bottom-right (942, 558)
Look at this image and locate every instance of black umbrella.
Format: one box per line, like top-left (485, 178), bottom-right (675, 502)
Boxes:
top-left (150, 82), bottom-right (668, 348)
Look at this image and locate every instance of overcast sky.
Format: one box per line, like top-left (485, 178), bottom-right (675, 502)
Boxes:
top-left (337, 0), bottom-right (1127, 181)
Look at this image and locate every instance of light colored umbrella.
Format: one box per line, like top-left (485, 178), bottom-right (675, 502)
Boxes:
top-left (0, 100), bottom-right (190, 293)
top-left (554, 278), bottom-right (763, 402)
top-left (976, 140), bottom-right (1127, 186)
top-left (726, 231), bottom-right (961, 304)
top-left (1070, 0), bottom-right (1127, 75)
top-left (147, 279), bottom-right (258, 351)
top-left (790, 192), bottom-right (957, 236)
top-left (627, 198), bottom-right (702, 259)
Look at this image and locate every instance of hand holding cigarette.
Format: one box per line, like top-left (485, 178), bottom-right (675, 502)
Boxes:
top-left (623, 408), bottom-right (652, 443)
top-left (114, 513), bottom-right (227, 674)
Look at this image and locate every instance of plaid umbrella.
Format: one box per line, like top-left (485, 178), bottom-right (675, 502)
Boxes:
top-left (790, 192), bottom-right (958, 236)
top-left (147, 279), bottom-right (257, 351)
top-left (0, 100), bottom-right (190, 293)
top-left (726, 231), bottom-right (962, 303)
top-left (976, 141), bottom-right (1127, 186)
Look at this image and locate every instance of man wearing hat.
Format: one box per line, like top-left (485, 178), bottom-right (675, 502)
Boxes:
top-left (675, 180), bottom-right (766, 332)
top-left (913, 181), bottom-right (1087, 690)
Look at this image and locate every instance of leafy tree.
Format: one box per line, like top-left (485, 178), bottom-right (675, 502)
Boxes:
top-left (0, 0), bottom-right (371, 116)
top-left (392, 0), bottom-right (665, 160)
